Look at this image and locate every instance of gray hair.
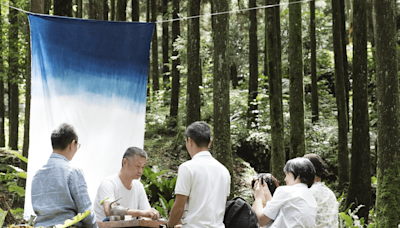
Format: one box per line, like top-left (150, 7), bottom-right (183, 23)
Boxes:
top-left (122, 147), bottom-right (147, 166)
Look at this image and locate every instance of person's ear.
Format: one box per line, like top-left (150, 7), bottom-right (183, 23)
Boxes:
top-left (122, 158), bottom-right (128, 167)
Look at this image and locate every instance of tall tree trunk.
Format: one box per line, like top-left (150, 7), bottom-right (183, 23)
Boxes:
top-left (264, 3), bottom-right (268, 78)
top-left (162, 0), bottom-right (170, 90)
top-left (132, 0), bottom-right (139, 21)
top-left (54, 0), bottom-right (72, 17)
top-left (103, 0), bottom-right (108, 20)
top-left (266, 0), bottom-right (285, 183)
top-left (186, 0), bottom-right (201, 126)
top-left (230, 63), bottom-right (238, 89)
top-left (339, 0), bottom-right (350, 130)
top-left (289, 0), bottom-right (305, 158)
top-left (366, 0), bottom-right (374, 46)
top-left (374, 0), bottom-right (400, 226)
top-left (44, 0), bottom-right (50, 14)
top-left (310, 0), bottom-right (318, 123)
top-left (247, 0), bottom-right (258, 128)
top-left (8, 0), bottom-right (19, 151)
top-left (0, 4), bottom-right (5, 148)
top-left (169, 0), bottom-right (180, 128)
top-left (151, 0), bottom-right (159, 92)
top-left (212, 0), bottom-right (234, 197)
top-left (77, 0), bottom-right (83, 18)
top-left (88, 0), bottom-right (94, 19)
top-left (332, 0), bottom-right (349, 191)
top-left (346, 0), bottom-right (370, 220)
top-left (116, 0), bottom-right (127, 21)
top-left (110, 0), bottom-right (115, 21)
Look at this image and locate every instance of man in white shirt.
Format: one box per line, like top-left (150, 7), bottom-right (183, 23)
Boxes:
top-left (94, 147), bottom-right (159, 221)
top-left (165, 121), bottom-right (231, 228)
top-left (253, 157), bottom-right (317, 228)
top-left (304, 153), bottom-right (338, 228)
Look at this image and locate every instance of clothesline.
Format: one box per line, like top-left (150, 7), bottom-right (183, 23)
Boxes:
top-left (0, 0), bottom-right (313, 24)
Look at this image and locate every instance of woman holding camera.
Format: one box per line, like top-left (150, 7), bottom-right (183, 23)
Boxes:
top-left (252, 157), bottom-right (318, 227)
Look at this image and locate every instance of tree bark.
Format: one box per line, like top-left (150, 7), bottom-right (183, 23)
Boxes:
top-left (8, 0), bottom-right (19, 151)
top-left (212, 0), bottom-right (234, 197)
top-left (169, 0), bottom-right (180, 128)
top-left (110, 0), bottom-right (115, 21)
top-left (132, 0), bottom-right (139, 21)
top-left (230, 63), bottom-right (238, 89)
top-left (116, 0), bottom-right (126, 21)
top-left (162, 0), bottom-right (170, 90)
top-left (247, 0), bottom-right (258, 128)
top-left (266, 0), bottom-right (285, 183)
top-left (310, 0), bottom-right (318, 123)
top-left (346, 0), bottom-right (370, 220)
top-left (103, 0), bottom-right (108, 20)
top-left (289, 0), bottom-right (305, 158)
top-left (186, 0), bottom-right (201, 126)
top-left (0, 4), bottom-right (5, 148)
top-left (332, 0), bottom-right (349, 191)
top-left (54, 0), bottom-right (72, 17)
top-left (44, 0), bottom-right (50, 14)
top-left (151, 0), bottom-right (159, 92)
top-left (339, 0), bottom-right (350, 131)
top-left (77, 0), bottom-right (83, 18)
top-left (373, 0), bottom-right (400, 226)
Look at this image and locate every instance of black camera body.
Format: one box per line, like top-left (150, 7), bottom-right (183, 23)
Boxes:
top-left (251, 173), bottom-right (279, 195)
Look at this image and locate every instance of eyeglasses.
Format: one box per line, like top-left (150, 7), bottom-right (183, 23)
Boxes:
top-left (75, 140), bottom-right (81, 149)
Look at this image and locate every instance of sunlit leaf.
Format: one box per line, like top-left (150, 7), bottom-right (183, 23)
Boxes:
top-left (339, 212), bottom-right (353, 226)
top-left (55, 210), bottom-right (91, 228)
top-left (100, 197), bottom-right (109, 205)
top-left (8, 184), bottom-right (25, 197)
top-left (0, 208), bottom-right (7, 228)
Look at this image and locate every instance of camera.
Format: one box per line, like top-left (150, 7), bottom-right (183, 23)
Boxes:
top-left (251, 173), bottom-right (279, 195)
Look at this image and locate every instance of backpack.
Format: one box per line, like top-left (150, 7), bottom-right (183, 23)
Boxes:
top-left (223, 196), bottom-right (260, 228)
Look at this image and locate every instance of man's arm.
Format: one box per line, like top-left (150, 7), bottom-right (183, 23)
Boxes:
top-left (252, 180), bottom-right (273, 227)
top-left (167, 194), bottom-right (187, 227)
top-left (69, 169), bottom-right (97, 228)
top-left (102, 200), bottom-right (159, 220)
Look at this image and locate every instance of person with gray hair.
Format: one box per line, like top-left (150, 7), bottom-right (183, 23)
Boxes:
top-left (94, 147), bottom-right (159, 222)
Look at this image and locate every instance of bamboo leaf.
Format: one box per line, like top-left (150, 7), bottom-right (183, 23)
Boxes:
top-left (55, 210), bottom-right (91, 228)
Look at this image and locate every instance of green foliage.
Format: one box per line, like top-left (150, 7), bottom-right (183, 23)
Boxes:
top-left (54, 210), bottom-right (91, 228)
top-left (155, 193), bottom-right (174, 218)
top-left (141, 166), bottom-right (177, 207)
top-left (8, 182), bottom-right (25, 197)
top-left (0, 208), bottom-right (7, 228)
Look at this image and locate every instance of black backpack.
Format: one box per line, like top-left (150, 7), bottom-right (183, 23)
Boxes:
top-left (223, 196), bottom-right (260, 228)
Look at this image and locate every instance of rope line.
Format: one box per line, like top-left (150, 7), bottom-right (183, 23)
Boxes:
top-left (156, 0), bottom-right (313, 24)
top-left (0, 0), bottom-right (313, 23)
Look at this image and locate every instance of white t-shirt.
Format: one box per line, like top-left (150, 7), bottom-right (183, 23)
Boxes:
top-left (94, 174), bottom-right (151, 221)
top-left (175, 151), bottom-right (231, 228)
top-left (262, 183), bottom-right (317, 228)
top-left (310, 182), bottom-right (338, 228)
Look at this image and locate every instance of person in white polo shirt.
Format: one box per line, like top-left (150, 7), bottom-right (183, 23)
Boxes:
top-left (252, 157), bottom-right (318, 227)
top-left (165, 121), bottom-right (231, 228)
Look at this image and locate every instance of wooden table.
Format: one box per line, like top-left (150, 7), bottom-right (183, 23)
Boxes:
top-left (98, 220), bottom-right (181, 228)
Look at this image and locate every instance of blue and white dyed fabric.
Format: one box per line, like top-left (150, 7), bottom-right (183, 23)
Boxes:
top-left (24, 14), bottom-right (154, 219)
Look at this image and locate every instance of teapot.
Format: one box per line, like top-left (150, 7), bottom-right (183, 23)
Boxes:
top-left (109, 197), bottom-right (129, 220)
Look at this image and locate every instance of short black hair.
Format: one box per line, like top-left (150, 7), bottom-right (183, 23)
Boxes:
top-left (283, 157), bottom-right (316, 188)
top-left (51, 123), bottom-right (78, 150)
top-left (185, 121), bottom-right (211, 148)
top-left (122, 147), bottom-right (147, 167)
top-left (304, 153), bottom-right (329, 178)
